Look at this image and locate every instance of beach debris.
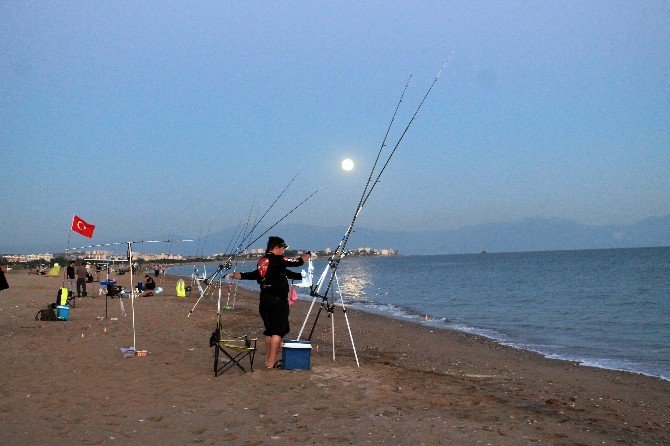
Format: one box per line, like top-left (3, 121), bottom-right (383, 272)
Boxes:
top-left (121, 347), bottom-right (136, 358)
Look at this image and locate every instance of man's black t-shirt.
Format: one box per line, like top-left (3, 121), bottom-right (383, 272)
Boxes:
top-left (240, 253), bottom-right (304, 296)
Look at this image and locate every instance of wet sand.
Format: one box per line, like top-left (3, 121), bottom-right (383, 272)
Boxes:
top-left (0, 271), bottom-right (668, 445)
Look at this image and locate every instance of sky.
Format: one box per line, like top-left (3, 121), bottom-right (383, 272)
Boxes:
top-left (1, 1), bottom-right (669, 253)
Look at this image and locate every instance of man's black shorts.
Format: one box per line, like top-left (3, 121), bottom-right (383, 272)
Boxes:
top-left (259, 292), bottom-right (289, 337)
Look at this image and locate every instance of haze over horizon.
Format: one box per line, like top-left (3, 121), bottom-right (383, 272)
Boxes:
top-left (2, 3), bottom-right (669, 254)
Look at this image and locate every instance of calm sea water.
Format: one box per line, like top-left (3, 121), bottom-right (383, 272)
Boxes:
top-left (174, 247), bottom-right (670, 380)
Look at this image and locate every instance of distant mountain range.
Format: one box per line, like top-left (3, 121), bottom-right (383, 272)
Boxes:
top-left (194, 215), bottom-right (670, 256)
top-left (3, 215), bottom-right (669, 256)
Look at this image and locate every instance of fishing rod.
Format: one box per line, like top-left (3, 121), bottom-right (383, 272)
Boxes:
top-left (232, 170), bottom-right (302, 255)
top-left (210, 170), bottom-right (300, 312)
top-left (228, 198), bottom-right (256, 259)
top-left (222, 221), bottom-right (243, 258)
top-left (211, 170), bottom-right (300, 269)
top-left (298, 63), bottom-right (447, 352)
top-left (321, 76), bottom-right (412, 278)
top-left (319, 64), bottom-right (445, 300)
top-left (234, 187), bottom-right (319, 258)
top-left (187, 187), bottom-right (319, 316)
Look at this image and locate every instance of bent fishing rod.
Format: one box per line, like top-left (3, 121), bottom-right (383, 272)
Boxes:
top-left (187, 187), bottom-right (319, 316)
top-left (300, 63), bottom-right (447, 342)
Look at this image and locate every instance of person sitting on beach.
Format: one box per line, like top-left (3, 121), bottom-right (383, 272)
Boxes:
top-left (142, 275), bottom-right (156, 296)
top-left (230, 236), bottom-right (311, 369)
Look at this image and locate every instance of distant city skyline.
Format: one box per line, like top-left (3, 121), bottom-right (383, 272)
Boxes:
top-left (2, 3), bottom-right (668, 253)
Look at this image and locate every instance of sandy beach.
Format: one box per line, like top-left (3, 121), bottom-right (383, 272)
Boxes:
top-left (0, 270), bottom-right (668, 445)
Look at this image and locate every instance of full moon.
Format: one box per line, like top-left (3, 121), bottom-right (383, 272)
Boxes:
top-left (341, 158), bottom-right (354, 171)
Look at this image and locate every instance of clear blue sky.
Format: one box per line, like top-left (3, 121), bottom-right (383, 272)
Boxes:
top-left (1, 2), bottom-right (669, 253)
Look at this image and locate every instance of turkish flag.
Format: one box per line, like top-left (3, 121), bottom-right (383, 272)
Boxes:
top-left (71, 215), bottom-right (95, 238)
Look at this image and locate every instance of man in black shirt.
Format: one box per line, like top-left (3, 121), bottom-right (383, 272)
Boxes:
top-left (231, 236), bottom-right (310, 368)
top-left (66, 261), bottom-right (76, 290)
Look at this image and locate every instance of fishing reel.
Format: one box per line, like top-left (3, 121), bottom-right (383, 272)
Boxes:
top-left (325, 300), bottom-right (336, 315)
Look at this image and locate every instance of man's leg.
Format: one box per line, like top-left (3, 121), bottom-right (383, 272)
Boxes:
top-left (265, 336), bottom-right (272, 367)
top-left (268, 335), bottom-right (282, 367)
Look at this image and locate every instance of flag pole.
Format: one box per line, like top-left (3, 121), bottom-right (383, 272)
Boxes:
top-left (63, 215), bottom-right (74, 287)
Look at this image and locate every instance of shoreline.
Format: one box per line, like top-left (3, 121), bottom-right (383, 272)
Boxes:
top-left (180, 269), bottom-right (670, 383)
top-left (1, 271), bottom-right (668, 445)
top-left (340, 302), bottom-right (670, 383)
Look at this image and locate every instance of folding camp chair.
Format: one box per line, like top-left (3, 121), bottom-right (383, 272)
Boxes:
top-left (210, 328), bottom-right (257, 376)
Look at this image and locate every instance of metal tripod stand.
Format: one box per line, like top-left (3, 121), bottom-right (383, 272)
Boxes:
top-left (297, 260), bottom-right (360, 367)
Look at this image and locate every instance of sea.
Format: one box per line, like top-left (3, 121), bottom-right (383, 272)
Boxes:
top-left (172, 247), bottom-right (670, 381)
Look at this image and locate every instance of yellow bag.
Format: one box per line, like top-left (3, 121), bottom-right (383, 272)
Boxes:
top-left (176, 279), bottom-right (186, 298)
top-left (57, 287), bottom-right (69, 306)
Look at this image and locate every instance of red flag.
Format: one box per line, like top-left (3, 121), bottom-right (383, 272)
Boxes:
top-left (71, 215), bottom-right (95, 238)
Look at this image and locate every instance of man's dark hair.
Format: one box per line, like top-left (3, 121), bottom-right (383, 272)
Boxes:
top-left (266, 236), bottom-right (286, 253)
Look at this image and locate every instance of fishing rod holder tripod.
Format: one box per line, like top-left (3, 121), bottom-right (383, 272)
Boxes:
top-left (188, 263), bottom-right (229, 316)
top-left (298, 267), bottom-right (360, 367)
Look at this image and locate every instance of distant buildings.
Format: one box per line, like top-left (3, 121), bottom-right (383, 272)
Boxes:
top-left (132, 252), bottom-right (186, 261)
top-left (219, 246), bottom-right (398, 258)
top-left (1, 246), bottom-right (395, 265)
top-left (2, 253), bottom-right (54, 263)
top-left (1, 249), bottom-right (184, 264)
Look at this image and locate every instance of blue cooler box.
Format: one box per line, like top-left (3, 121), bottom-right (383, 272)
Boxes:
top-left (56, 305), bottom-right (69, 321)
top-left (282, 340), bottom-right (312, 370)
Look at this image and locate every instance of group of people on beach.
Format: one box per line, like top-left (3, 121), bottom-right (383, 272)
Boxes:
top-left (230, 236), bottom-right (311, 369)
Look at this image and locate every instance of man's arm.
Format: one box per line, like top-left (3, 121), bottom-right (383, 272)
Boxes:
top-left (230, 270), bottom-right (259, 281)
top-left (282, 252), bottom-right (311, 268)
top-left (286, 270), bottom-right (302, 281)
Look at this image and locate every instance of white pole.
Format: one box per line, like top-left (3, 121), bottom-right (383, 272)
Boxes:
top-left (331, 310), bottom-right (336, 361)
top-left (334, 271), bottom-right (360, 367)
top-left (128, 242), bottom-right (136, 350)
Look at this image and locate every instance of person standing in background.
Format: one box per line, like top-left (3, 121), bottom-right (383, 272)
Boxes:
top-left (0, 265), bottom-right (8, 292)
top-left (76, 261), bottom-right (88, 297)
top-left (66, 260), bottom-right (76, 290)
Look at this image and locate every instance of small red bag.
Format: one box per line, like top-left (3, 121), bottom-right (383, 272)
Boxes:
top-left (288, 284), bottom-right (298, 305)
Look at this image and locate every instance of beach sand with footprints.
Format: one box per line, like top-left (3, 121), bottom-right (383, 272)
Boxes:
top-left (1, 271), bottom-right (668, 445)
